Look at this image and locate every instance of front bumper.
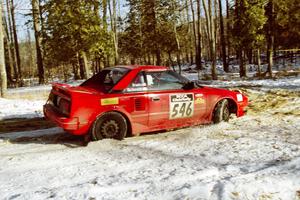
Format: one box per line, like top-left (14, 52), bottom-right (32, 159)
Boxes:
top-left (237, 99), bottom-right (248, 117)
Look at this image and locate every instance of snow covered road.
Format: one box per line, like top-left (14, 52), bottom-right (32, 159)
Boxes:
top-left (0, 86), bottom-right (300, 199)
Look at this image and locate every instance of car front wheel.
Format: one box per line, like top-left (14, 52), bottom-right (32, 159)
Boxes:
top-left (213, 99), bottom-right (230, 123)
top-left (90, 112), bottom-right (127, 141)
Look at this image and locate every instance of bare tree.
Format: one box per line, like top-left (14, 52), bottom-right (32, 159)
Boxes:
top-left (190, 0), bottom-right (199, 68)
top-left (31, 0), bottom-right (45, 84)
top-left (82, 51), bottom-right (91, 78)
top-left (266, 0), bottom-right (274, 77)
top-left (102, 0), bottom-right (110, 67)
top-left (108, 0), bottom-right (119, 65)
top-left (26, 28), bottom-right (35, 78)
top-left (10, 0), bottom-right (22, 83)
top-left (226, 0), bottom-right (230, 68)
top-left (196, 0), bottom-right (203, 70)
top-left (5, 0), bottom-right (17, 82)
top-left (202, 0), bottom-right (217, 79)
top-left (2, 3), bottom-right (13, 84)
top-left (257, 48), bottom-right (261, 75)
top-left (218, 0), bottom-right (228, 72)
top-left (185, 0), bottom-right (193, 64)
top-left (0, 0), bottom-right (7, 97)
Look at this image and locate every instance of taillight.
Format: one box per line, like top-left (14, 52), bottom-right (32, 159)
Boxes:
top-left (59, 98), bottom-right (70, 116)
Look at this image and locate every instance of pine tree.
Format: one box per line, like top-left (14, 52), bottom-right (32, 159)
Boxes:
top-left (43, 0), bottom-right (110, 78)
top-left (232, 0), bottom-right (267, 77)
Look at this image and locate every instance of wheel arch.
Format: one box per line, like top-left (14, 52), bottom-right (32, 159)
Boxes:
top-left (92, 110), bottom-right (133, 137)
top-left (211, 97), bottom-right (238, 120)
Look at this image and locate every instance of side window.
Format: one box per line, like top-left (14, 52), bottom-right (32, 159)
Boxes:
top-left (146, 71), bottom-right (184, 91)
top-left (104, 70), bottom-right (125, 84)
top-left (125, 72), bottom-right (147, 92)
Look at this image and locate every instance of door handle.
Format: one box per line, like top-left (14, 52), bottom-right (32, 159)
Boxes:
top-left (151, 96), bottom-right (160, 101)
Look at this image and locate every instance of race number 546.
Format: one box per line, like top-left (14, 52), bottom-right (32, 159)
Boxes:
top-left (170, 94), bottom-right (194, 119)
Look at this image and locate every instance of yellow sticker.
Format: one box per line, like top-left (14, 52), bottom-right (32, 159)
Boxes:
top-left (101, 98), bottom-right (119, 106)
top-left (195, 97), bottom-right (205, 104)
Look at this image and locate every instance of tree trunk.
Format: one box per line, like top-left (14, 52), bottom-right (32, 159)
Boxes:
top-left (185, 0), bottom-right (193, 64)
top-left (82, 51), bottom-right (90, 79)
top-left (6, 0), bottom-right (17, 82)
top-left (266, 0), bottom-right (274, 77)
top-left (77, 52), bottom-right (85, 79)
top-left (174, 23), bottom-right (181, 74)
top-left (32, 0), bottom-right (45, 84)
top-left (184, 0), bottom-right (190, 64)
top-left (0, 0), bottom-right (7, 97)
top-left (10, 0), bottom-right (21, 84)
top-left (108, 0), bottom-right (119, 65)
top-left (26, 28), bottom-right (35, 78)
top-left (113, 0), bottom-right (118, 65)
top-left (257, 49), bottom-right (261, 76)
top-left (190, 0), bottom-right (199, 69)
top-left (62, 64), bottom-right (68, 83)
top-left (226, 0), bottom-right (230, 66)
top-left (196, 0), bottom-right (203, 70)
top-left (239, 50), bottom-right (246, 77)
top-left (103, 0), bottom-right (108, 30)
top-left (72, 63), bottom-right (80, 80)
top-left (247, 49), bottom-right (253, 64)
top-left (203, 0), bottom-right (217, 80)
top-left (218, 0), bottom-right (228, 72)
top-left (211, 0), bottom-right (217, 80)
top-left (102, 0), bottom-right (109, 68)
top-left (2, 5), bottom-right (13, 84)
top-left (3, 29), bottom-right (13, 84)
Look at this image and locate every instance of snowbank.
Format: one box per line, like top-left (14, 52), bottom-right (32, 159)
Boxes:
top-left (0, 98), bottom-right (45, 120)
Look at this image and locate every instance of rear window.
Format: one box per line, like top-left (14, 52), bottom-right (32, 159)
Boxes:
top-left (81, 68), bottom-right (129, 92)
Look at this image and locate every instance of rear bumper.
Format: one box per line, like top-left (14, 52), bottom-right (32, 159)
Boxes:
top-left (43, 104), bottom-right (87, 135)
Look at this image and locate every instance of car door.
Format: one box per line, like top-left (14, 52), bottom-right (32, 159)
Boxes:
top-left (123, 72), bottom-right (150, 134)
top-left (145, 70), bottom-right (206, 130)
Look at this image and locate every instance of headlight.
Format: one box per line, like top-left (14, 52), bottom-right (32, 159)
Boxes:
top-left (237, 94), bottom-right (243, 102)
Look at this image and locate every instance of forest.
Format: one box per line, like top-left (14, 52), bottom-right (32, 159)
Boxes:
top-left (0, 1), bottom-right (300, 198)
top-left (0, 0), bottom-right (299, 97)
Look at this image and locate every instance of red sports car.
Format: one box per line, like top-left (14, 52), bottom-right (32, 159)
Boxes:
top-left (44, 65), bottom-right (248, 141)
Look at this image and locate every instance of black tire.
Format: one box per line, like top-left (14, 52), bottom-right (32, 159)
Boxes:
top-left (90, 112), bottom-right (127, 141)
top-left (213, 99), bottom-right (230, 123)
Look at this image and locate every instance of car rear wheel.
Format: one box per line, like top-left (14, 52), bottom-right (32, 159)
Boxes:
top-left (213, 99), bottom-right (230, 123)
top-left (90, 112), bottom-right (127, 141)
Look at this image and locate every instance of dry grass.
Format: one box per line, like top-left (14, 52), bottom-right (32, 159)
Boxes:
top-left (6, 90), bottom-right (50, 100)
top-left (245, 89), bottom-right (300, 116)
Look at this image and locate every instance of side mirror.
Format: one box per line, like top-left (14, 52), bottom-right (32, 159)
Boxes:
top-left (182, 81), bottom-right (195, 90)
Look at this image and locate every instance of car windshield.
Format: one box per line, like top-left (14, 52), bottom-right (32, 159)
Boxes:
top-left (80, 67), bottom-right (129, 92)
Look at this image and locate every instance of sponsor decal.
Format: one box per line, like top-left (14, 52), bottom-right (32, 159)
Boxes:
top-left (195, 93), bottom-right (203, 97)
top-left (101, 98), bottom-right (119, 106)
top-left (195, 97), bottom-right (205, 104)
top-left (169, 94), bottom-right (194, 119)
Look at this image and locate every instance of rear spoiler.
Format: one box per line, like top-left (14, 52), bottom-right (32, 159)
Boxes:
top-left (51, 83), bottom-right (71, 100)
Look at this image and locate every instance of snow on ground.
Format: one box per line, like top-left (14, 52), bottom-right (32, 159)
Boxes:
top-left (0, 98), bottom-right (45, 120)
top-left (186, 74), bottom-right (300, 91)
top-left (0, 76), bottom-right (300, 199)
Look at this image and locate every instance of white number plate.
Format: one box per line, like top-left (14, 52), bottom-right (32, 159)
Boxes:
top-left (170, 94), bottom-right (194, 119)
